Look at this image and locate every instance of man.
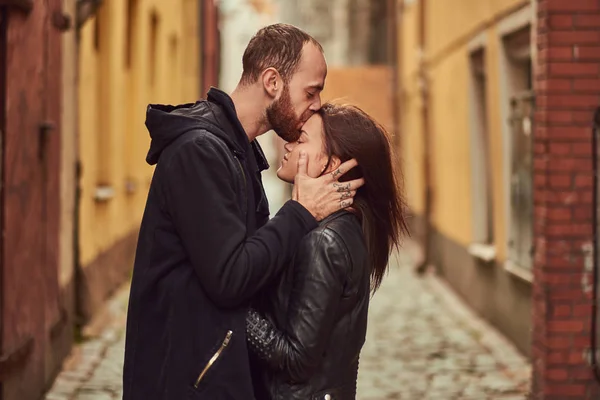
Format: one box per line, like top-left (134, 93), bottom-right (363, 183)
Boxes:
top-left (123, 24), bottom-right (364, 400)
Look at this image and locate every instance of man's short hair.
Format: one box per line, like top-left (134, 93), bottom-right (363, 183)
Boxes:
top-left (240, 23), bottom-right (323, 85)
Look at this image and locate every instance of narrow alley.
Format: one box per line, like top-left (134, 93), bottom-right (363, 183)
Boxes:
top-left (6, 0), bottom-right (600, 398)
top-left (45, 248), bottom-right (530, 400)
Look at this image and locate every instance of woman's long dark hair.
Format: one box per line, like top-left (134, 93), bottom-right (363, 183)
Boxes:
top-left (318, 103), bottom-right (409, 293)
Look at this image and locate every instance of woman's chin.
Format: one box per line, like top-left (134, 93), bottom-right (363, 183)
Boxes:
top-left (276, 168), bottom-right (294, 184)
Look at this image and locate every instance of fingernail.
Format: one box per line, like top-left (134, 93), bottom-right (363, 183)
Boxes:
top-left (300, 151), bottom-right (307, 157)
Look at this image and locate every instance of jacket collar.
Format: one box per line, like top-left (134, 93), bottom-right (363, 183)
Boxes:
top-left (319, 210), bottom-right (353, 226)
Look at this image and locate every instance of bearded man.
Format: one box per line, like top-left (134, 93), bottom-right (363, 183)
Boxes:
top-left (122, 24), bottom-right (364, 400)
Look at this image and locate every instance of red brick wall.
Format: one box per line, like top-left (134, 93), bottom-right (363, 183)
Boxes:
top-left (533, 0), bottom-right (600, 398)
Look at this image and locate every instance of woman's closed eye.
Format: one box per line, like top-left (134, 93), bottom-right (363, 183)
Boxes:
top-left (299, 131), bottom-right (309, 142)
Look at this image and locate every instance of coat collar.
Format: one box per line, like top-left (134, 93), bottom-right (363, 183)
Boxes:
top-left (207, 87), bottom-right (269, 172)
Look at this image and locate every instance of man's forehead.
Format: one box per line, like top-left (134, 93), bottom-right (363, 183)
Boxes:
top-left (297, 43), bottom-right (327, 73)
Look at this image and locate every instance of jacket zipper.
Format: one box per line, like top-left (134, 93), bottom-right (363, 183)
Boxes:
top-left (194, 330), bottom-right (233, 388)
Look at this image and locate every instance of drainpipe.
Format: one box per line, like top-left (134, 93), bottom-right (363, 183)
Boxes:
top-left (73, 0), bottom-right (88, 330)
top-left (416, 0), bottom-right (432, 275)
top-left (200, 0), bottom-right (219, 96)
top-left (591, 107), bottom-right (600, 382)
top-left (388, 0), bottom-right (401, 148)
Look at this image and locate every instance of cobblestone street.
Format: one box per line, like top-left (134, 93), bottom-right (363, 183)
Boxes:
top-left (45, 249), bottom-right (531, 400)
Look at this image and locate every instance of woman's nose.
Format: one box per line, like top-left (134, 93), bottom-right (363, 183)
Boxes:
top-left (284, 142), bottom-right (294, 152)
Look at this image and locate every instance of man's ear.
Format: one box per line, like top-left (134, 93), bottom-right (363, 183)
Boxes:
top-left (322, 156), bottom-right (341, 175)
top-left (261, 67), bottom-right (282, 100)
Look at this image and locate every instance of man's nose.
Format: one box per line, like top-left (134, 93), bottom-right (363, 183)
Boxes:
top-left (309, 96), bottom-right (322, 111)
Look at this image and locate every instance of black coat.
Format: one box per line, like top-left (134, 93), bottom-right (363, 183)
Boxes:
top-left (122, 88), bottom-right (318, 400)
top-left (246, 211), bottom-right (370, 400)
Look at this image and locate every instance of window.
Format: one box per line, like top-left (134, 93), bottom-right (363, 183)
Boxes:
top-left (169, 35), bottom-right (178, 70)
top-left (468, 48), bottom-right (495, 261)
top-left (93, 14), bottom-right (100, 52)
top-left (149, 12), bottom-right (159, 86)
top-left (367, 0), bottom-right (389, 63)
top-left (348, 0), bottom-right (371, 65)
top-left (95, 3), bottom-right (114, 201)
top-left (501, 25), bottom-right (534, 273)
top-left (124, 0), bottom-right (141, 194)
top-left (125, 0), bottom-right (139, 69)
top-left (169, 34), bottom-right (179, 100)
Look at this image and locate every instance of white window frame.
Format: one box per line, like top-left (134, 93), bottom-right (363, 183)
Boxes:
top-left (467, 34), bottom-right (497, 264)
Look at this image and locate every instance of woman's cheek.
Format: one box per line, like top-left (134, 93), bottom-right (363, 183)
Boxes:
top-left (284, 153), bottom-right (298, 180)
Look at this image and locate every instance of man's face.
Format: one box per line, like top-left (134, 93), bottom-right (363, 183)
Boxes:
top-left (267, 42), bottom-right (327, 142)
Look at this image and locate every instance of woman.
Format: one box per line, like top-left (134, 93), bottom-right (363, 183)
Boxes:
top-left (246, 103), bottom-right (408, 400)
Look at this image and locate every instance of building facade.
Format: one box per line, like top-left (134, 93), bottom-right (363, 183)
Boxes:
top-left (76, 0), bottom-right (203, 320)
top-left (397, 0), bottom-right (600, 397)
top-left (399, 0), bottom-right (536, 355)
top-left (0, 1), bottom-right (216, 399)
top-left (0, 1), bottom-right (68, 398)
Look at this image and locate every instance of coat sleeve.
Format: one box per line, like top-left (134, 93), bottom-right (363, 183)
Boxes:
top-left (162, 135), bottom-right (317, 308)
top-left (246, 229), bottom-right (348, 382)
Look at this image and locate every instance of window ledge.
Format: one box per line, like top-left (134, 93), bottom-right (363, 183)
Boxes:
top-left (94, 185), bottom-right (115, 202)
top-left (504, 260), bottom-right (533, 284)
top-left (468, 243), bottom-right (496, 263)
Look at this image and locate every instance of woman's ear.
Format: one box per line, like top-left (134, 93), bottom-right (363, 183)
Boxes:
top-left (322, 156), bottom-right (341, 176)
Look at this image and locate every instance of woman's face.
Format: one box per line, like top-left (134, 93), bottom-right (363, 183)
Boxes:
top-left (277, 113), bottom-right (329, 183)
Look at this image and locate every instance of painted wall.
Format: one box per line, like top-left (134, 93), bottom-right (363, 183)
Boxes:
top-left (399, 2), bottom-right (425, 216)
top-left (399, 0), bottom-right (529, 257)
top-left (398, 0), bottom-right (535, 354)
top-left (321, 66), bottom-right (394, 132)
top-left (78, 0), bottom-right (200, 267)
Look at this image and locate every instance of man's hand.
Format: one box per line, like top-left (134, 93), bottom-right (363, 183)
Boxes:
top-left (292, 151), bottom-right (365, 221)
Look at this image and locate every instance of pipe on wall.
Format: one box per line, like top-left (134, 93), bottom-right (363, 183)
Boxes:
top-left (416, 0), bottom-right (433, 274)
top-left (388, 0), bottom-right (401, 148)
top-left (591, 107), bottom-right (600, 383)
top-left (200, 0), bottom-right (220, 97)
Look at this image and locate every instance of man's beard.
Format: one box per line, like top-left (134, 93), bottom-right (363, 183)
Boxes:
top-left (266, 86), bottom-right (311, 142)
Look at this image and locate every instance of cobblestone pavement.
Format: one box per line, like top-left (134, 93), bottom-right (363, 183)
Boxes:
top-left (356, 251), bottom-right (531, 399)
top-left (45, 249), bottom-right (531, 400)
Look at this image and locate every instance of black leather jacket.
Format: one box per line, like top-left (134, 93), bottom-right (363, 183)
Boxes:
top-left (246, 211), bottom-right (370, 400)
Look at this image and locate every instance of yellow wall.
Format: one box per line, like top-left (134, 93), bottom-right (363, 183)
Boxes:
top-left (78, 0), bottom-right (200, 267)
top-left (322, 66), bottom-right (394, 132)
top-left (398, 0), bottom-right (529, 257)
top-left (399, 3), bottom-right (424, 215)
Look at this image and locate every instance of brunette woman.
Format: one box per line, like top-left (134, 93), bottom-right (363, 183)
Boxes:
top-left (246, 103), bottom-right (409, 400)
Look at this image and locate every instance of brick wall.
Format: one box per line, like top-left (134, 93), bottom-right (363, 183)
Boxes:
top-left (533, 0), bottom-right (600, 398)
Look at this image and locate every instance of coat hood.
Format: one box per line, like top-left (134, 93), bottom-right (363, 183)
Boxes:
top-left (144, 101), bottom-right (239, 165)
